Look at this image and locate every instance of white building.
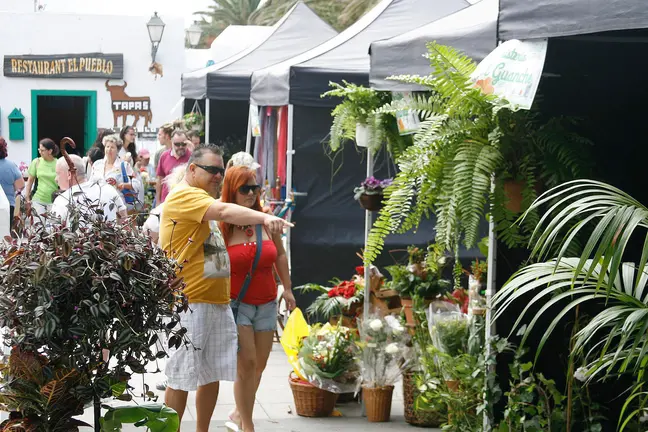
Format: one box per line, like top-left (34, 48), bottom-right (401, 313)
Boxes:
top-left (0, 9), bottom-right (185, 166)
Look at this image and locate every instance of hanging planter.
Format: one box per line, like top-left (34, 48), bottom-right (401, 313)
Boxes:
top-left (354, 177), bottom-right (392, 212)
top-left (358, 193), bottom-right (384, 212)
top-left (355, 123), bottom-right (369, 147)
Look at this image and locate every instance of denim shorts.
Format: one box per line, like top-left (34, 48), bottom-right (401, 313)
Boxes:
top-left (234, 300), bottom-right (277, 332)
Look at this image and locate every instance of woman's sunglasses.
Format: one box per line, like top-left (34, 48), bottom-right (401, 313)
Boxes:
top-left (239, 185), bottom-right (261, 195)
top-left (194, 163), bottom-right (225, 176)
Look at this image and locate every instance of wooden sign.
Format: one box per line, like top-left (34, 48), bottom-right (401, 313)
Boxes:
top-left (4, 53), bottom-right (123, 79)
top-left (105, 81), bottom-right (152, 128)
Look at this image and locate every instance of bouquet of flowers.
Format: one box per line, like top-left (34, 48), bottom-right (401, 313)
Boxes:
top-left (359, 314), bottom-right (409, 389)
top-left (295, 266), bottom-right (366, 321)
top-left (353, 176), bottom-right (393, 200)
top-left (298, 324), bottom-right (361, 393)
top-left (427, 302), bottom-right (470, 358)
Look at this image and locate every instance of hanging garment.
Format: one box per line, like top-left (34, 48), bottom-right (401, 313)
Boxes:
top-left (262, 107), bottom-right (277, 189)
top-left (254, 111), bottom-right (265, 185)
top-left (277, 106), bottom-right (288, 187)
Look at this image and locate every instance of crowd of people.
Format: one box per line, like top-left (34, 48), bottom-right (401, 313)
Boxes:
top-left (0, 124), bottom-right (297, 432)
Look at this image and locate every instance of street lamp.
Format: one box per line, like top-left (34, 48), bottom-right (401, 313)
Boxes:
top-left (186, 22), bottom-right (203, 48)
top-left (147, 12), bottom-right (166, 63)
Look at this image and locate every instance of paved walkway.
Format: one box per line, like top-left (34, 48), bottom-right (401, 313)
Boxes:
top-left (78, 343), bottom-right (440, 431)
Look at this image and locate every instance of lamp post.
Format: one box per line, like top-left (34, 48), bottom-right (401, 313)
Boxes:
top-left (186, 22), bottom-right (203, 48)
top-left (147, 12), bottom-right (166, 63)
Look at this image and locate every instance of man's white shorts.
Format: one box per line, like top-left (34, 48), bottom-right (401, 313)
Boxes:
top-left (165, 303), bottom-right (237, 391)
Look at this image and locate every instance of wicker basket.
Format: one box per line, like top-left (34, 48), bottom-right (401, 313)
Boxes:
top-left (289, 374), bottom-right (338, 417)
top-left (363, 385), bottom-right (393, 422)
top-left (403, 372), bottom-right (443, 427)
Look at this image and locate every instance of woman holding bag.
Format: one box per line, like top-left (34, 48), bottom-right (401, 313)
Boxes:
top-left (220, 164), bottom-right (296, 432)
top-left (25, 138), bottom-right (59, 216)
top-left (90, 134), bottom-right (139, 211)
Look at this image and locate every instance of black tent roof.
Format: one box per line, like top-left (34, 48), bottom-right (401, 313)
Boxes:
top-left (369, 0), bottom-right (497, 91)
top-left (499, 0), bottom-right (648, 40)
top-left (288, 0), bottom-right (469, 107)
top-left (182, 2), bottom-right (337, 100)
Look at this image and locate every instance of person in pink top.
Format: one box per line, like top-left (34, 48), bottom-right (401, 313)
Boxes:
top-left (156, 129), bottom-right (192, 203)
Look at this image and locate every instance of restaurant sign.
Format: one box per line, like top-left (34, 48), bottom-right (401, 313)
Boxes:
top-left (3, 53), bottom-right (123, 79)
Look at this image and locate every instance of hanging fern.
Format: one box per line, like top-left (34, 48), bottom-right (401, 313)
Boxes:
top-left (364, 42), bottom-right (592, 264)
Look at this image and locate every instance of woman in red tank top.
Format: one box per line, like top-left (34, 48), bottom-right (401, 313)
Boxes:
top-left (220, 165), bottom-right (296, 432)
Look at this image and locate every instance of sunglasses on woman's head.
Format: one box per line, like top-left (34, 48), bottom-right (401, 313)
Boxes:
top-left (239, 185), bottom-right (261, 195)
top-left (194, 163), bottom-right (225, 176)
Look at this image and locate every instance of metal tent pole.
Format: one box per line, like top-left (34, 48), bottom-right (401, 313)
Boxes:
top-left (362, 148), bottom-right (374, 319)
top-left (483, 176), bottom-right (498, 431)
top-left (245, 107), bottom-right (253, 153)
top-left (205, 99), bottom-right (211, 144)
top-left (285, 104), bottom-right (295, 270)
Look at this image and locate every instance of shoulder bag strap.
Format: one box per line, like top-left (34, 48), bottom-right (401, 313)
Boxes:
top-left (236, 224), bottom-right (264, 303)
top-left (120, 161), bottom-right (129, 183)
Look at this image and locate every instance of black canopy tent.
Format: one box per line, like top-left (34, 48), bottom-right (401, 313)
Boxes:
top-left (369, 0), bottom-right (498, 91)
top-left (492, 2), bottom-right (648, 426)
top-left (498, 0), bottom-right (648, 41)
top-left (180, 2), bottom-right (338, 148)
top-left (289, 0), bottom-right (469, 107)
top-left (204, 3), bottom-right (337, 101)
top-left (269, 0), bottom-right (485, 293)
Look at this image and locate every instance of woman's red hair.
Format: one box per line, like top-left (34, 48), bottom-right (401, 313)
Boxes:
top-left (219, 166), bottom-right (263, 244)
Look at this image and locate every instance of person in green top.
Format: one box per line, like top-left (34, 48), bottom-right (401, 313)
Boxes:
top-left (25, 138), bottom-right (59, 216)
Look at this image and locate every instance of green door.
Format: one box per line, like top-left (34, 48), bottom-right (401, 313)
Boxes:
top-left (31, 90), bottom-right (97, 159)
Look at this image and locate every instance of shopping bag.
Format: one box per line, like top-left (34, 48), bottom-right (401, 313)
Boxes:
top-left (280, 307), bottom-right (310, 381)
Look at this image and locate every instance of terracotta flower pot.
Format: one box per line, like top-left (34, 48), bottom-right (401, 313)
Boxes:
top-left (503, 180), bottom-right (525, 213)
top-left (400, 297), bottom-right (415, 327)
top-left (358, 193), bottom-right (384, 212)
top-left (363, 385), bottom-right (394, 422)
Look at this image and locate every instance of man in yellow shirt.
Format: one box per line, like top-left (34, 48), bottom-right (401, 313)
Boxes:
top-left (159, 144), bottom-right (291, 431)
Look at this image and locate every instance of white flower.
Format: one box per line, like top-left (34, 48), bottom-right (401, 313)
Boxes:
top-left (574, 366), bottom-right (588, 383)
top-left (418, 384), bottom-right (428, 392)
top-left (385, 343), bottom-right (400, 354)
top-left (369, 319), bottom-right (383, 331)
top-left (384, 315), bottom-right (405, 334)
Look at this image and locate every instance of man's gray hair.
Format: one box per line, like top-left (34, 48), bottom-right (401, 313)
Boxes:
top-left (188, 143), bottom-right (224, 166)
top-left (172, 129), bottom-right (187, 140)
top-left (56, 154), bottom-right (87, 179)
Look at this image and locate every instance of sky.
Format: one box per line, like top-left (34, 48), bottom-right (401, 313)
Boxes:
top-left (38, 0), bottom-right (213, 27)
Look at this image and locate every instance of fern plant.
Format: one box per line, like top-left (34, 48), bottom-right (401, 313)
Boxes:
top-left (364, 43), bottom-right (591, 264)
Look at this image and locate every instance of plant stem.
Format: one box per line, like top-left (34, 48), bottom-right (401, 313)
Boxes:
top-left (566, 305), bottom-right (580, 432)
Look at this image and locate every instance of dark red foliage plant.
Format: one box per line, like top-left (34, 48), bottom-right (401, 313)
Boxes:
top-left (0, 196), bottom-right (190, 430)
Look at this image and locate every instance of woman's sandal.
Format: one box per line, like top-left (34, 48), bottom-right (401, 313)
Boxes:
top-left (224, 421), bottom-right (240, 432)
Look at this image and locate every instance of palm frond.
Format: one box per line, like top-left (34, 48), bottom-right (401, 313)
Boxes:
top-left (493, 258), bottom-right (648, 380)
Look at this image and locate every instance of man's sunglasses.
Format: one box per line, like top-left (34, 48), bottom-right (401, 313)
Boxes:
top-left (194, 163), bottom-right (225, 176)
top-left (173, 142), bottom-right (187, 147)
top-left (239, 185), bottom-right (261, 195)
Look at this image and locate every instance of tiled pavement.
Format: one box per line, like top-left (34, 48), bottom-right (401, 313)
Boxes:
top-left (77, 344), bottom-right (441, 431)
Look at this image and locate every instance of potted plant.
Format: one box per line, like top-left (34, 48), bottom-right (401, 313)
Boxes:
top-left (182, 112), bottom-right (204, 135)
top-left (364, 43), bottom-right (593, 266)
top-left (322, 81), bottom-right (389, 151)
top-left (295, 267), bottom-right (366, 327)
top-left (385, 245), bottom-right (452, 326)
top-left (354, 177), bottom-right (392, 212)
top-left (0, 147), bottom-right (190, 430)
top-left (291, 324), bottom-right (360, 417)
top-left (358, 314), bottom-right (409, 422)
